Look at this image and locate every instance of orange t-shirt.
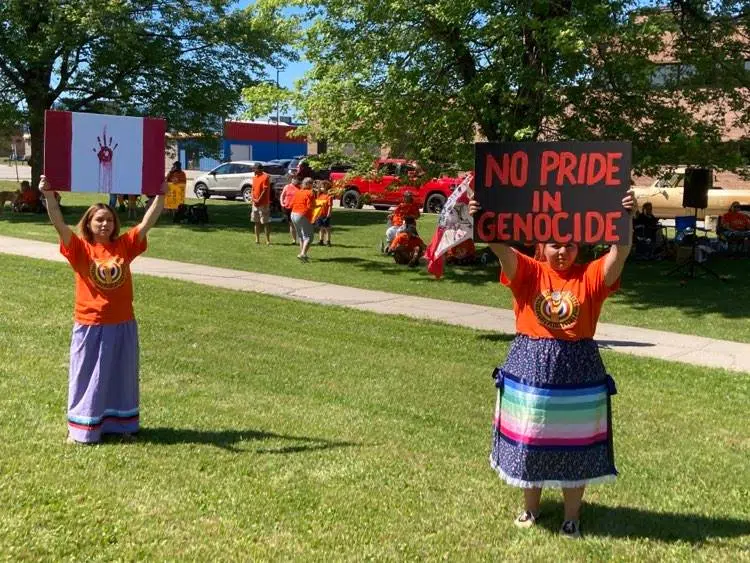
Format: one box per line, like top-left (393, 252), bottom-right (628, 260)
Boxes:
top-left (60, 228), bottom-right (147, 325)
top-left (315, 194), bottom-right (333, 218)
top-left (252, 172), bottom-right (271, 206)
top-left (447, 239), bottom-right (476, 260)
top-left (167, 170), bottom-right (187, 184)
top-left (722, 211), bottom-right (750, 231)
top-left (501, 251), bottom-right (619, 341)
top-left (391, 203), bottom-right (421, 226)
top-left (291, 189), bottom-right (315, 221)
top-left (21, 189), bottom-right (39, 204)
top-left (389, 232), bottom-right (425, 253)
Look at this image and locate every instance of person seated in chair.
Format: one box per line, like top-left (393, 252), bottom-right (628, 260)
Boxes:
top-left (14, 181), bottom-right (43, 213)
top-left (719, 201), bottom-right (750, 252)
top-left (385, 191), bottom-right (421, 245)
top-left (389, 217), bottom-right (426, 267)
top-left (633, 202), bottom-right (664, 258)
top-left (633, 202), bottom-right (661, 243)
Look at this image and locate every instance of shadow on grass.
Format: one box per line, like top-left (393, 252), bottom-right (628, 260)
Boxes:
top-left (136, 426), bottom-right (360, 454)
top-left (597, 340), bottom-right (656, 348)
top-left (615, 258), bottom-right (750, 324)
top-left (537, 500), bottom-right (750, 542)
top-left (477, 333), bottom-right (517, 343)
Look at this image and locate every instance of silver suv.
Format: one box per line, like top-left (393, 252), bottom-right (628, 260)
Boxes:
top-left (193, 161), bottom-right (264, 202)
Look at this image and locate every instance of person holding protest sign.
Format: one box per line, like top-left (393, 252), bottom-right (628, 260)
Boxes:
top-left (40, 175), bottom-right (166, 444)
top-left (469, 190), bottom-right (635, 540)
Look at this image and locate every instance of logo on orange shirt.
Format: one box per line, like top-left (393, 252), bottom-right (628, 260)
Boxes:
top-left (533, 290), bottom-right (580, 330)
top-left (89, 257), bottom-right (126, 290)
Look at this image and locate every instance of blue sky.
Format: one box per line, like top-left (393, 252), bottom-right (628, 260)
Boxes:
top-left (237, 1), bottom-right (311, 90)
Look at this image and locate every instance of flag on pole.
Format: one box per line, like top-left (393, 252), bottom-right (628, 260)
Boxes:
top-left (424, 173), bottom-right (474, 279)
top-left (44, 110), bottom-right (166, 195)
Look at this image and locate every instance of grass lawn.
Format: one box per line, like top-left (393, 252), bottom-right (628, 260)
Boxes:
top-left (0, 254), bottom-right (748, 560)
top-left (0, 189), bottom-right (749, 343)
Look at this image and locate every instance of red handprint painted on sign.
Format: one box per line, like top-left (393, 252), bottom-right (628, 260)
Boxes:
top-left (92, 127), bottom-right (118, 193)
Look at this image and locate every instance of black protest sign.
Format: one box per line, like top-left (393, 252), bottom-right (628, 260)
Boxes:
top-left (473, 141), bottom-right (632, 245)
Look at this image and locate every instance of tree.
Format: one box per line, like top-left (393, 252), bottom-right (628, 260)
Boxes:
top-left (287, 0), bottom-right (749, 174)
top-left (0, 0), bottom-right (296, 186)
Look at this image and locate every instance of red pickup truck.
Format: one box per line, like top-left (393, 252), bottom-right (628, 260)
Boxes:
top-left (329, 158), bottom-right (463, 213)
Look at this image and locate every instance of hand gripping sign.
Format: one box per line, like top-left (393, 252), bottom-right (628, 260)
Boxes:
top-left (473, 142), bottom-right (632, 246)
top-left (44, 110), bottom-right (166, 195)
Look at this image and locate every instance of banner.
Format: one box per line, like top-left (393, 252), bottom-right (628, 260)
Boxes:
top-left (424, 173), bottom-right (474, 279)
top-left (165, 182), bottom-right (186, 210)
top-left (44, 110), bottom-right (166, 195)
top-left (473, 142), bottom-right (632, 245)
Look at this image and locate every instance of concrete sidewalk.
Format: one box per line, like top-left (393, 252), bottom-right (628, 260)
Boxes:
top-left (2, 234), bottom-right (749, 374)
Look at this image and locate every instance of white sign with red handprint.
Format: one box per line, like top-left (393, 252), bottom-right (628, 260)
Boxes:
top-left (44, 110), bottom-right (166, 195)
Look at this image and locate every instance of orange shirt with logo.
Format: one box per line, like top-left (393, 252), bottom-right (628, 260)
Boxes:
top-left (60, 228), bottom-right (147, 325)
top-left (314, 194), bottom-right (333, 220)
top-left (391, 203), bottom-right (421, 226)
top-left (722, 211), bottom-right (750, 231)
top-left (252, 172), bottom-right (271, 206)
top-left (291, 189), bottom-right (315, 221)
top-left (501, 251), bottom-right (619, 341)
top-left (389, 232), bottom-right (426, 253)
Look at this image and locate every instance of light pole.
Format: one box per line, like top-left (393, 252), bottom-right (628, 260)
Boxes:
top-left (275, 68), bottom-right (281, 159)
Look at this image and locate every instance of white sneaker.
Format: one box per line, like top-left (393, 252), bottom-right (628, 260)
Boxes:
top-left (514, 510), bottom-right (539, 529)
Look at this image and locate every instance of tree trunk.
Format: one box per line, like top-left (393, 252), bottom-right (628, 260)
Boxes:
top-left (26, 98), bottom-right (48, 190)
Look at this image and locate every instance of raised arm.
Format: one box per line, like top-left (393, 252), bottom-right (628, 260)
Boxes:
top-left (137, 182), bottom-right (166, 242)
top-left (40, 176), bottom-right (73, 246)
top-left (603, 190), bottom-right (636, 287)
top-left (469, 199), bottom-right (519, 281)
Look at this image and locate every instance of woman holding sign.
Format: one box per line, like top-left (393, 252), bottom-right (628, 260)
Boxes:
top-left (470, 191), bottom-right (635, 539)
top-left (40, 175), bottom-right (166, 444)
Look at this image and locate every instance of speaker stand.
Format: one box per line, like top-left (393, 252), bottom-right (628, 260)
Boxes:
top-left (666, 208), bottom-right (723, 282)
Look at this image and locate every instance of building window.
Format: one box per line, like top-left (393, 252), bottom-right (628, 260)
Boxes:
top-left (651, 63), bottom-right (697, 88)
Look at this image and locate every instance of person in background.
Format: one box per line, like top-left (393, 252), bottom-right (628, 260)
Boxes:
top-left (633, 202), bottom-right (662, 244)
top-left (315, 180), bottom-right (334, 246)
top-left (280, 176), bottom-right (301, 244)
top-left (15, 180), bottom-right (43, 213)
top-left (721, 201), bottom-right (750, 235)
top-left (290, 177), bottom-right (316, 261)
top-left (386, 192), bottom-right (421, 244)
top-left (720, 201), bottom-right (750, 253)
top-left (296, 159), bottom-right (314, 181)
top-left (165, 160), bottom-right (187, 216)
top-left (389, 216), bottom-right (426, 267)
top-left (251, 163), bottom-right (272, 245)
top-left (446, 238), bottom-right (477, 265)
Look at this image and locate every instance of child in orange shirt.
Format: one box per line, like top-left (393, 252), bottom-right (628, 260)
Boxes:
top-left (40, 175), bottom-right (166, 444)
top-left (388, 217), bottom-right (426, 266)
top-left (314, 181), bottom-right (334, 246)
top-left (385, 191), bottom-right (421, 244)
top-left (470, 191), bottom-right (635, 539)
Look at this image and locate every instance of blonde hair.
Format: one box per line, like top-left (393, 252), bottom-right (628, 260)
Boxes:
top-left (77, 203), bottom-right (120, 243)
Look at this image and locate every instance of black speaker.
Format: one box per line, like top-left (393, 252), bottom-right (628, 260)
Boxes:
top-left (683, 168), bottom-right (711, 209)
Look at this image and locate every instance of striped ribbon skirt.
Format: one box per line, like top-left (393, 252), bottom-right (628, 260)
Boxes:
top-left (67, 321), bottom-right (140, 443)
top-left (490, 335), bottom-right (618, 488)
